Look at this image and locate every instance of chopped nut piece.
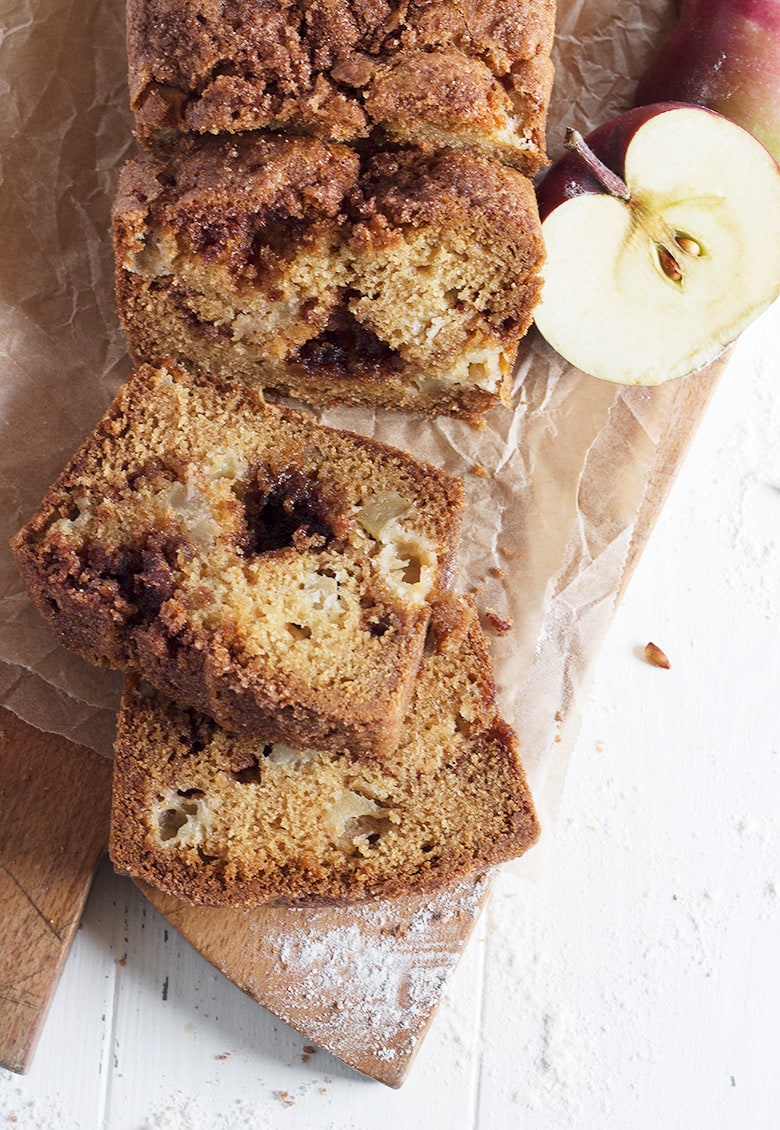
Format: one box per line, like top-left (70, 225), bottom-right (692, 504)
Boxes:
top-left (644, 641), bottom-right (671, 669)
top-left (484, 608), bottom-right (512, 635)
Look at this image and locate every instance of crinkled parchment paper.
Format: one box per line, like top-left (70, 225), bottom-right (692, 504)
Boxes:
top-left (0, 0), bottom-right (721, 830)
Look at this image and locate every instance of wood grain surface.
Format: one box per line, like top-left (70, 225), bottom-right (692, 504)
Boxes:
top-left (0, 708), bottom-right (111, 1073)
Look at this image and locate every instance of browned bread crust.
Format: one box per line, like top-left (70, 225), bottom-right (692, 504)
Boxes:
top-left (113, 134), bottom-right (545, 422)
top-left (127, 0), bottom-right (555, 174)
top-left (109, 594), bottom-right (540, 905)
top-left (11, 362), bottom-right (464, 757)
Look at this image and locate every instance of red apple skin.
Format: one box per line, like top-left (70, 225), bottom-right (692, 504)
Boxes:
top-left (536, 102), bottom-right (695, 222)
top-left (634, 0), bottom-right (780, 163)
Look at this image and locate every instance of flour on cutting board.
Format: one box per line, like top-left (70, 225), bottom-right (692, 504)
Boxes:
top-left (254, 876), bottom-right (488, 1063)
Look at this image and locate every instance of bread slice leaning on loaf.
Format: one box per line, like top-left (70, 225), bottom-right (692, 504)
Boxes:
top-left (11, 362), bottom-right (463, 758)
top-left (109, 594), bottom-right (540, 906)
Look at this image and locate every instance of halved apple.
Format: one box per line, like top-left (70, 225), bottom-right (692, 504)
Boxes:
top-left (534, 103), bottom-right (780, 386)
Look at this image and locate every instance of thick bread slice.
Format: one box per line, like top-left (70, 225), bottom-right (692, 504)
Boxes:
top-left (109, 595), bottom-right (540, 905)
top-left (112, 134), bottom-right (546, 423)
top-left (12, 362), bottom-right (463, 757)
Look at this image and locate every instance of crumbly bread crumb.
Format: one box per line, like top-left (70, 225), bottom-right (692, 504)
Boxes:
top-left (109, 594), bottom-right (540, 905)
top-left (113, 134), bottom-right (545, 422)
top-left (12, 362), bottom-right (463, 757)
top-left (127, 0), bottom-right (555, 175)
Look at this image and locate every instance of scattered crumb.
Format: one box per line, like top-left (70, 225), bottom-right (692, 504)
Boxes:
top-left (489, 566), bottom-right (506, 579)
top-left (471, 463), bottom-right (491, 478)
top-left (498, 547), bottom-right (522, 561)
top-left (644, 641), bottom-right (671, 669)
top-left (300, 1044), bottom-right (317, 1063)
top-left (273, 1091), bottom-right (295, 1108)
top-left (215, 1052), bottom-right (230, 1061)
top-left (484, 608), bottom-right (512, 635)
top-left (552, 710), bottom-right (563, 743)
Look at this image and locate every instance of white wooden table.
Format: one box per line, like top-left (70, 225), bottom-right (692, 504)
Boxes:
top-left (1, 305), bottom-right (778, 1129)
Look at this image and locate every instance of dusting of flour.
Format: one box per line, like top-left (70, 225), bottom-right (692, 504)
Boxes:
top-left (254, 875), bottom-right (488, 1066)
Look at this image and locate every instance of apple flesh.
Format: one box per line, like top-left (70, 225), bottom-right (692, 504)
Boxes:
top-left (635, 0), bottom-right (780, 163)
top-left (534, 103), bottom-right (780, 386)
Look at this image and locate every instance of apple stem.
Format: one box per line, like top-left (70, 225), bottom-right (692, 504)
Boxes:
top-left (564, 128), bottom-right (631, 201)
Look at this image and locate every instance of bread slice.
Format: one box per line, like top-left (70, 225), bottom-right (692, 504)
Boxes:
top-left (12, 362), bottom-right (463, 757)
top-left (109, 595), bottom-right (540, 905)
top-left (127, 0), bottom-right (555, 176)
top-left (113, 134), bottom-right (546, 422)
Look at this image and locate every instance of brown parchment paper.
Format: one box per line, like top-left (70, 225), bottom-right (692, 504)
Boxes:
top-left (0, 0), bottom-right (710, 830)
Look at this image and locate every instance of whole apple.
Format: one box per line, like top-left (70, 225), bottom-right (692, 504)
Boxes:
top-left (533, 103), bottom-right (780, 386)
top-left (635, 0), bottom-right (780, 163)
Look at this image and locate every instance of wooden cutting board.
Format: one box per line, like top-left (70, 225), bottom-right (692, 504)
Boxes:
top-left (0, 708), bottom-right (111, 1073)
top-left (0, 362), bottom-right (722, 1084)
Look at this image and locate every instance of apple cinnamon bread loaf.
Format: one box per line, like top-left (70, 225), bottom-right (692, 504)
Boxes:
top-left (12, 362), bottom-right (463, 757)
top-left (113, 134), bottom-right (545, 421)
top-left (109, 594), bottom-right (540, 905)
top-left (127, 0), bottom-right (555, 176)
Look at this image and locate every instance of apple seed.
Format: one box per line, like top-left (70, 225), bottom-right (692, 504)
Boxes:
top-left (674, 234), bottom-right (703, 257)
top-left (656, 245), bottom-right (683, 282)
